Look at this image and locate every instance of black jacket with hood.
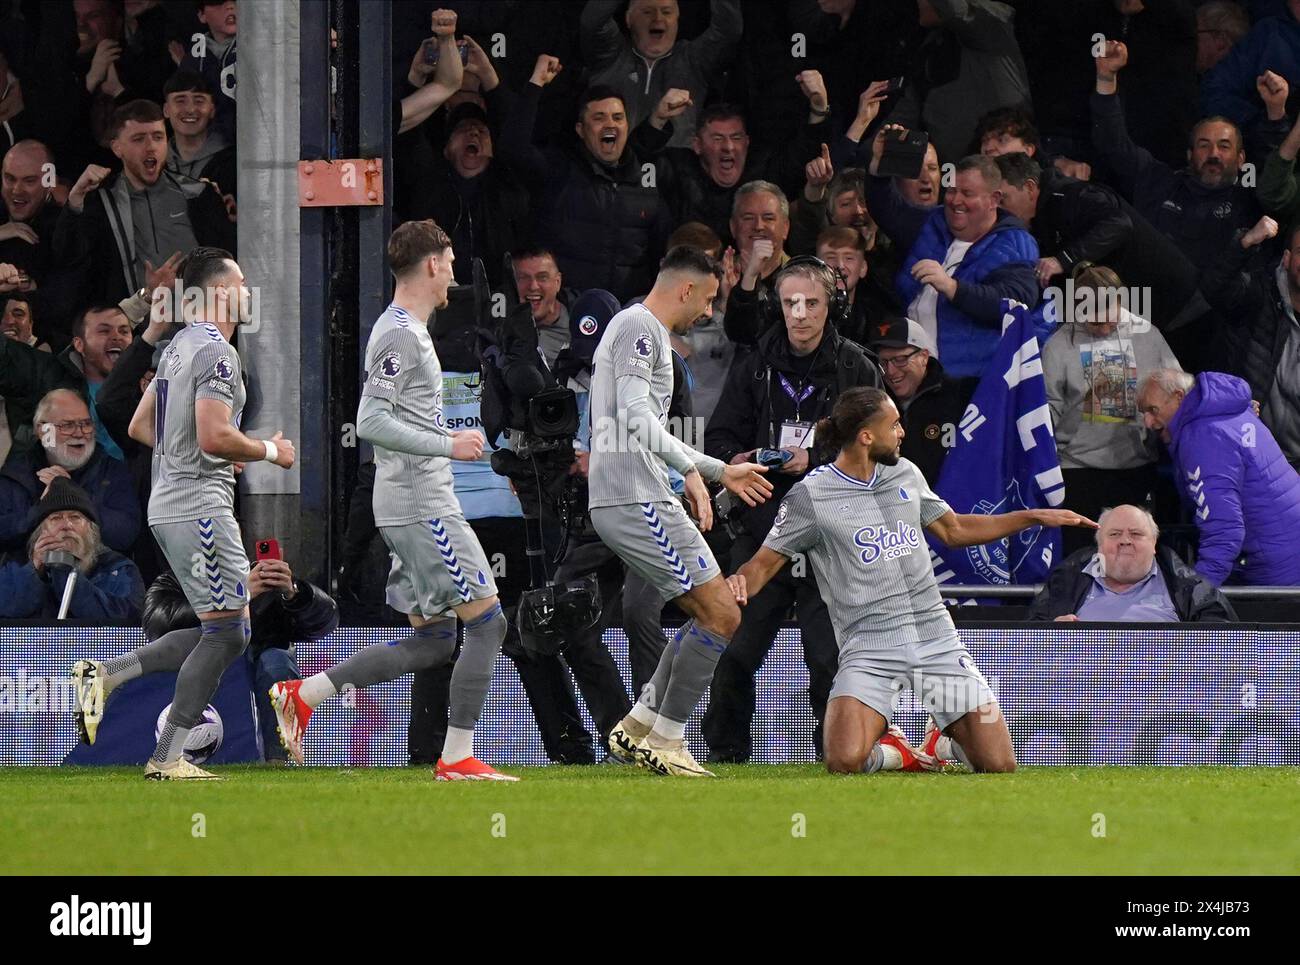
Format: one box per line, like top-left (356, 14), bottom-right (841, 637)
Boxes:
top-left (705, 323), bottom-right (882, 541)
top-left (499, 82), bottom-right (673, 303)
top-left (53, 168), bottom-right (236, 304)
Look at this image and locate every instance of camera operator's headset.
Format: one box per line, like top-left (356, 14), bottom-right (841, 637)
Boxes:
top-left (758, 255), bottom-right (851, 333)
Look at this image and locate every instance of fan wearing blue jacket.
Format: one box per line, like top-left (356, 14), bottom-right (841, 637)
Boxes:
top-left (865, 143), bottom-right (1038, 379)
top-left (1138, 369), bottom-right (1300, 587)
top-left (0, 477), bottom-right (143, 622)
top-left (1201, 1), bottom-right (1300, 149)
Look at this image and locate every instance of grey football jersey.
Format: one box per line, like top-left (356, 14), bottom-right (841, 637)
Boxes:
top-left (148, 322), bottom-right (246, 524)
top-left (587, 304), bottom-right (676, 508)
top-left (764, 458), bottom-right (956, 647)
top-left (362, 304), bottom-right (460, 526)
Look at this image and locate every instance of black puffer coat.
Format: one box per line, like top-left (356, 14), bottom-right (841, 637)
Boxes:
top-left (144, 569), bottom-right (339, 655)
top-left (499, 84), bottom-right (672, 303)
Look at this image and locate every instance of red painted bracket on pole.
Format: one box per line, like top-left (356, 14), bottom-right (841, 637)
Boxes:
top-left (298, 159), bottom-right (384, 206)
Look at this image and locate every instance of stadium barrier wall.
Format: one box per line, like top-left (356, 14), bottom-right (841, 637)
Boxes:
top-left (1, 625), bottom-right (1296, 766)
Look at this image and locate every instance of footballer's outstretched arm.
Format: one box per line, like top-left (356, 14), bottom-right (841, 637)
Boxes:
top-left (926, 508), bottom-right (1098, 549)
top-left (727, 546), bottom-right (791, 605)
top-left (618, 375), bottom-right (773, 517)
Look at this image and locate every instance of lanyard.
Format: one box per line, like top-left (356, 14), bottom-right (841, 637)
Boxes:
top-left (776, 372), bottom-right (817, 407)
top-left (767, 339), bottom-right (828, 439)
top-left (770, 372), bottom-right (826, 434)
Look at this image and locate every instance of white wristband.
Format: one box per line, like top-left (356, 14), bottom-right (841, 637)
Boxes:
top-left (263, 440), bottom-right (278, 463)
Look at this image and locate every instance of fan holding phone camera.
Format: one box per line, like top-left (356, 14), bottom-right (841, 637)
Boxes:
top-left (252, 539), bottom-right (296, 602)
top-left (404, 9), bottom-right (465, 113)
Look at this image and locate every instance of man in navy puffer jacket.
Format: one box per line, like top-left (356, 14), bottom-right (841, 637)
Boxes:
top-left (1138, 368), bottom-right (1300, 587)
top-left (499, 59), bottom-right (673, 304)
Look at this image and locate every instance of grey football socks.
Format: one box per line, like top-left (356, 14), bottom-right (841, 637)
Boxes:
top-left (152, 615), bottom-right (250, 765)
top-left (448, 602), bottom-right (507, 730)
top-left (654, 621), bottom-right (731, 738)
top-left (626, 620), bottom-right (692, 729)
top-left (862, 744), bottom-right (885, 774)
top-left (100, 652), bottom-right (143, 693)
top-left (104, 626), bottom-right (204, 695)
top-left (324, 618), bottom-right (457, 692)
top-left (932, 732), bottom-right (973, 768)
top-left (945, 737), bottom-right (973, 769)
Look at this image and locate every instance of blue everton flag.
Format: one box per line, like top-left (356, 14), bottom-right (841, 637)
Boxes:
top-left (928, 300), bottom-right (1065, 589)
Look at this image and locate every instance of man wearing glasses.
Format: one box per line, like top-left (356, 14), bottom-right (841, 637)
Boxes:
top-left (0, 303), bottom-right (135, 459)
top-left (867, 317), bottom-right (977, 486)
top-left (0, 388), bottom-right (141, 554)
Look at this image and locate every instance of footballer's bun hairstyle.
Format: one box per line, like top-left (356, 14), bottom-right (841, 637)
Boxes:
top-left (815, 386), bottom-right (890, 452)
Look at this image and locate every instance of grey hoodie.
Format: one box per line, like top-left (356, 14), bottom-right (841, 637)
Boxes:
top-left (166, 128), bottom-right (231, 181)
top-left (104, 171), bottom-right (210, 295)
top-left (1042, 308), bottom-right (1180, 470)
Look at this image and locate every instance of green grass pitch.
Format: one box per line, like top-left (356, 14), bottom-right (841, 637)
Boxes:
top-left (2, 765), bottom-right (1296, 875)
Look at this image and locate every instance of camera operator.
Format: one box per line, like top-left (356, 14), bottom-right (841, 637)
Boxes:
top-left (141, 546), bottom-right (338, 763)
top-left (702, 257), bottom-right (882, 763)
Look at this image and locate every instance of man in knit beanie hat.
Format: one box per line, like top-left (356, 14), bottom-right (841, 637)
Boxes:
top-left (0, 476), bottom-right (143, 620)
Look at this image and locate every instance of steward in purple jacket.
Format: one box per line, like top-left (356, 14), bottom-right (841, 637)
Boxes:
top-left (1140, 370), bottom-right (1300, 587)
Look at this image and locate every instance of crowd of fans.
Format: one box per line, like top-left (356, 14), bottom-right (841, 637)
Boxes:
top-left (3, 1), bottom-right (1300, 764)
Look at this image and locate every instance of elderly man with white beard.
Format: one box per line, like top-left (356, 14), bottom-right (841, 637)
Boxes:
top-left (0, 389), bottom-right (140, 554)
top-left (1027, 504), bottom-right (1235, 623)
top-left (0, 476), bottom-right (144, 621)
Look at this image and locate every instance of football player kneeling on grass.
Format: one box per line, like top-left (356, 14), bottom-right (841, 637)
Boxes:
top-left (728, 387), bottom-right (1097, 774)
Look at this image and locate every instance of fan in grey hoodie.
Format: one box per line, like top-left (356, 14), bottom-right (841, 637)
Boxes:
top-left (580, 0), bottom-right (742, 150)
top-left (162, 70), bottom-right (237, 201)
top-left (1042, 271), bottom-right (1180, 553)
